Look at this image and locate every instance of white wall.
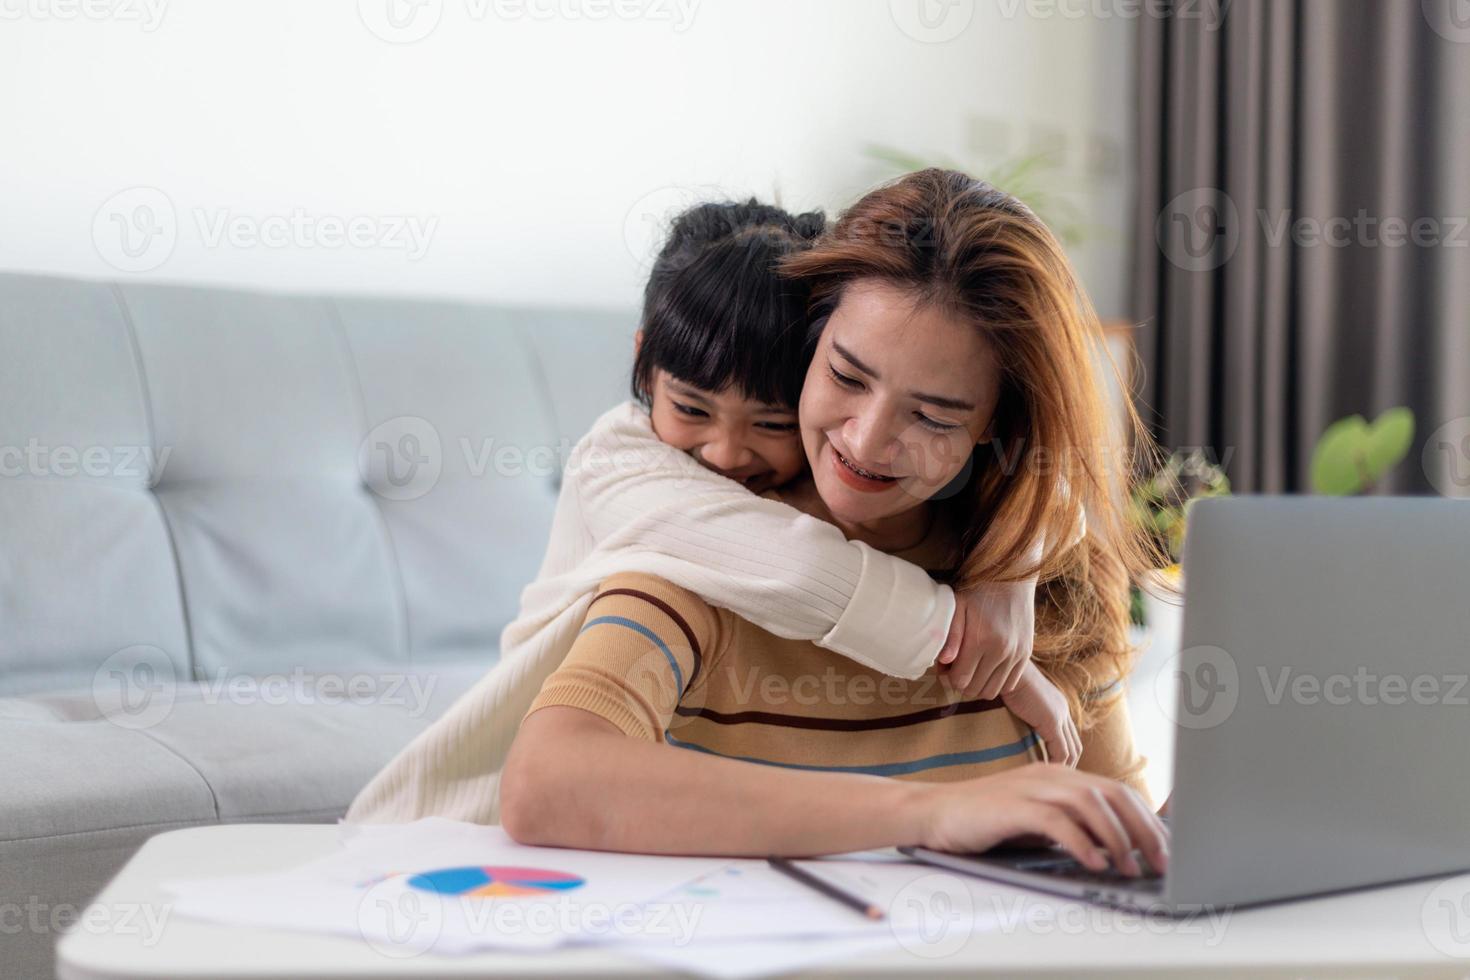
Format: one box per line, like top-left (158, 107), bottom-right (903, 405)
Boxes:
top-left (0, 0), bottom-right (1135, 316)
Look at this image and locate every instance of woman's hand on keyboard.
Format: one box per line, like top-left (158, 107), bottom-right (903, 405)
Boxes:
top-left (915, 763), bottom-right (1170, 877)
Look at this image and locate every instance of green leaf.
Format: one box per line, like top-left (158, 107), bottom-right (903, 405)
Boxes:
top-left (1361, 407), bottom-right (1416, 483)
top-left (1311, 408), bottom-right (1417, 494)
top-left (1166, 521), bottom-right (1187, 560)
top-left (1311, 415), bottom-right (1369, 495)
top-left (862, 144), bottom-right (958, 174)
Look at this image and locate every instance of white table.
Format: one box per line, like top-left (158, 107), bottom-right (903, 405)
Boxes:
top-left (54, 822), bottom-right (1470, 978)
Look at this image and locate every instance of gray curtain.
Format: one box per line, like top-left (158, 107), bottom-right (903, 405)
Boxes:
top-left (1131, 0), bottom-right (1470, 494)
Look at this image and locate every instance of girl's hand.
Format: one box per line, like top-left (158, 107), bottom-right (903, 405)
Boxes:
top-left (1000, 663), bottom-right (1082, 767)
top-left (937, 577), bottom-right (1037, 701)
top-left (916, 764), bottom-right (1170, 877)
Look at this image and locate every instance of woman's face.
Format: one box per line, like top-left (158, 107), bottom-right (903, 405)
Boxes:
top-left (798, 279), bottom-right (1002, 529)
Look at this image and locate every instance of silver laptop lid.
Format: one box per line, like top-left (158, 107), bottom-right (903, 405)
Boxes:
top-left (1165, 495), bottom-right (1470, 908)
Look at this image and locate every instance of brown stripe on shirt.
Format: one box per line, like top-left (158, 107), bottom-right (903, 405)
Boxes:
top-left (672, 695), bottom-right (1006, 731)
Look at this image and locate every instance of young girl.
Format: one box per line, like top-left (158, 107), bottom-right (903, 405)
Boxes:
top-left (345, 198), bottom-right (1084, 826)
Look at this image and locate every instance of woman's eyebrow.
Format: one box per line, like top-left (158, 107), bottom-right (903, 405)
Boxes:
top-left (831, 340), bottom-right (877, 377)
top-left (831, 340), bottom-right (976, 413)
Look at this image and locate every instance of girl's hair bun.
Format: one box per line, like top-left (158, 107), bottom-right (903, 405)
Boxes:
top-left (662, 198), bottom-right (825, 257)
top-left (789, 209), bottom-right (827, 242)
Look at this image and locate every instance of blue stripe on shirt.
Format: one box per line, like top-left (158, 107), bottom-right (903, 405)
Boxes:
top-left (579, 615), bottom-right (685, 694)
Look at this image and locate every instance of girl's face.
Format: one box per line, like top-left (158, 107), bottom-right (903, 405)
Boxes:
top-left (798, 279), bottom-right (1002, 529)
top-left (647, 369), bottom-right (806, 494)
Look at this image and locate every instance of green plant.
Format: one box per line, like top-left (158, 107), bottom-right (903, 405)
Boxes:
top-left (1127, 450), bottom-right (1231, 626)
top-left (862, 143), bottom-right (1092, 247)
top-left (1309, 407), bottom-right (1416, 495)
top-left (1129, 450), bottom-right (1232, 565)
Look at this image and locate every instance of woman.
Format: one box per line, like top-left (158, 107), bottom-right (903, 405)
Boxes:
top-left (501, 169), bottom-right (1171, 873)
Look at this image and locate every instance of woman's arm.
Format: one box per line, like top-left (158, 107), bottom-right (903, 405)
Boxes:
top-left (569, 403), bottom-right (953, 679)
top-left (501, 705), bottom-right (1166, 872)
top-left (499, 572), bottom-right (1167, 871)
top-left (502, 705), bottom-right (924, 855)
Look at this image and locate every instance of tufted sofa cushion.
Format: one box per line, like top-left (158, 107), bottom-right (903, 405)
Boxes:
top-left (0, 271), bottom-right (634, 979)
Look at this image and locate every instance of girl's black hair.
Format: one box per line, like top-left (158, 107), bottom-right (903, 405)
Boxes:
top-left (632, 199), bottom-right (826, 410)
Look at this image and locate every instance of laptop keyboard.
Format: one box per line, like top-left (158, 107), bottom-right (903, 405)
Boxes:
top-left (1005, 852), bottom-right (1165, 893)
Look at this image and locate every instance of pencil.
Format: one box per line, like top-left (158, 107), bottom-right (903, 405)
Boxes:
top-left (767, 857), bottom-right (885, 920)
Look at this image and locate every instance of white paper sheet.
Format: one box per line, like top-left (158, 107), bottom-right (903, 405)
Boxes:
top-left (158, 817), bottom-right (1001, 971)
top-left (160, 817), bottom-right (732, 955)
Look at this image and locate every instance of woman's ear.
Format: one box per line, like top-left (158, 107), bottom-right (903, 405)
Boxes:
top-left (634, 329), bottom-right (643, 357)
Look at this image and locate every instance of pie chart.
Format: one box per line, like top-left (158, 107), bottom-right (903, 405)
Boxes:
top-left (405, 865), bottom-right (586, 898)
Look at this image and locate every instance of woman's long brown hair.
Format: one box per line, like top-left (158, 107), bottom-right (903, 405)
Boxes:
top-left (781, 168), bottom-right (1175, 727)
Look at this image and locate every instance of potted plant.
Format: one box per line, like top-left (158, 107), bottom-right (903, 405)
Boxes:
top-left (1128, 450), bottom-right (1231, 644)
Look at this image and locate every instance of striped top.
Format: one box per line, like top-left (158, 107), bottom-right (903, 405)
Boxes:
top-left (527, 537), bottom-right (1149, 795)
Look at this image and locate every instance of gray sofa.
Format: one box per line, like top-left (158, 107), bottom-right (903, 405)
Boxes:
top-left (0, 272), bottom-right (634, 979)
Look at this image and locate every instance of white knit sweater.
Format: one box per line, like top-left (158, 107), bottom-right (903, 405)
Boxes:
top-left (345, 400), bottom-right (1035, 825)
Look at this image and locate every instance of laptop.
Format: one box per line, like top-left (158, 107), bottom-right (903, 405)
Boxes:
top-left (901, 495), bottom-right (1470, 913)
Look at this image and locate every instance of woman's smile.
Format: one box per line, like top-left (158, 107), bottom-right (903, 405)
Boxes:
top-left (826, 440), bottom-right (900, 493)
